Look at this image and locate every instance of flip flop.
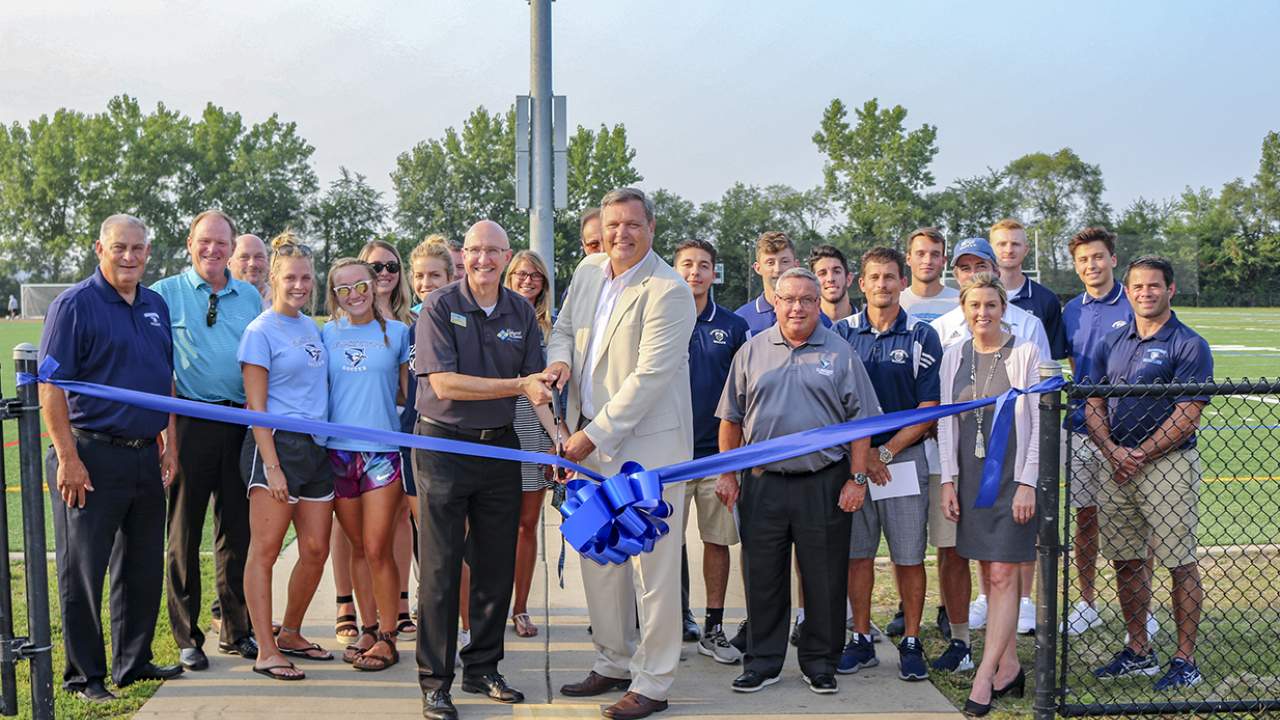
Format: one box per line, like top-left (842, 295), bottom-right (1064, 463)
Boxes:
top-left (278, 642), bottom-right (334, 661)
top-left (252, 662), bottom-right (305, 681)
top-left (352, 634), bottom-right (400, 672)
top-left (512, 613), bottom-right (538, 638)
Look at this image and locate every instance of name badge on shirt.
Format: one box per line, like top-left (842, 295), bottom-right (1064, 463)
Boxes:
top-left (450, 312), bottom-right (467, 328)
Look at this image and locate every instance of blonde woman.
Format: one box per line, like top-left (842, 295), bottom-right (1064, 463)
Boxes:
top-left (503, 250), bottom-right (558, 638)
top-left (239, 232), bottom-right (333, 680)
top-left (937, 273), bottom-right (1040, 715)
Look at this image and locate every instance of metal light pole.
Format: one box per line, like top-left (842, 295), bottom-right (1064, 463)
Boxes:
top-left (529, 0), bottom-right (555, 299)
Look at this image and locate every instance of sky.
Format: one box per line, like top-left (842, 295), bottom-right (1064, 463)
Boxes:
top-left (3, 0), bottom-right (1278, 216)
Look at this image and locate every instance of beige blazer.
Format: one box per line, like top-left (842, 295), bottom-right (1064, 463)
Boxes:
top-left (547, 251), bottom-right (696, 475)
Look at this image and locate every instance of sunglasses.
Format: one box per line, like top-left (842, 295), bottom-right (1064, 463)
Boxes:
top-left (206, 293), bottom-right (219, 326)
top-left (333, 280), bottom-right (371, 298)
top-left (275, 242), bottom-right (313, 257)
top-left (369, 261), bottom-right (400, 275)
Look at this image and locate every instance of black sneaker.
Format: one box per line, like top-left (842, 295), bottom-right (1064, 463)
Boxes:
top-left (935, 606), bottom-right (951, 640)
top-left (682, 610), bottom-right (702, 642)
top-left (801, 672), bottom-right (838, 694)
top-left (897, 637), bottom-right (929, 681)
top-left (729, 619), bottom-right (748, 653)
top-left (886, 603), bottom-right (906, 637)
top-left (731, 669), bottom-right (780, 693)
top-left (929, 639), bottom-right (973, 673)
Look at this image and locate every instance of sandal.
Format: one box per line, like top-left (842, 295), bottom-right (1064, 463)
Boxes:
top-left (512, 613), bottom-right (538, 638)
top-left (334, 594), bottom-right (359, 643)
top-left (395, 591), bottom-right (417, 641)
top-left (343, 625), bottom-right (379, 664)
top-left (253, 661), bottom-right (305, 681)
top-left (352, 632), bottom-right (399, 672)
top-left (276, 626), bottom-right (334, 661)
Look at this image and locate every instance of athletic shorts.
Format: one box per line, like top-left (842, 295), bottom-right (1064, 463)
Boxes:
top-left (850, 443), bottom-right (929, 564)
top-left (681, 476), bottom-right (740, 546)
top-left (400, 447), bottom-right (417, 497)
top-left (241, 430), bottom-right (334, 504)
top-left (329, 449), bottom-right (403, 500)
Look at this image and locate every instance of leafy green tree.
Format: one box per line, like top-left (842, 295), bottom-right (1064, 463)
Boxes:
top-left (551, 124), bottom-right (643, 285)
top-left (812, 98), bottom-right (938, 241)
top-left (309, 167), bottom-right (388, 280)
top-left (927, 169), bottom-right (1020, 242)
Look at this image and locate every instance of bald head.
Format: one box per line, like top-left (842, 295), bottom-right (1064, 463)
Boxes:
top-left (231, 233), bottom-right (269, 290)
top-left (461, 220), bottom-right (512, 295)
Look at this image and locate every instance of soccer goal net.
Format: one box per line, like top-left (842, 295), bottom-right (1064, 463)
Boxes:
top-left (20, 283), bottom-right (75, 319)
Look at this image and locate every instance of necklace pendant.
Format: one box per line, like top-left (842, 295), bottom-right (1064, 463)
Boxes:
top-left (975, 431), bottom-right (986, 459)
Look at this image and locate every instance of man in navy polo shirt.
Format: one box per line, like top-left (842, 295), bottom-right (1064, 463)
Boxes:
top-left (1085, 256), bottom-right (1212, 692)
top-left (152, 210), bottom-right (265, 670)
top-left (1060, 227), bottom-right (1134, 638)
top-left (990, 218), bottom-right (1068, 361)
top-left (735, 231), bottom-right (831, 336)
top-left (674, 239), bottom-right (749, 663)
top-left (40, 214), bottom-right (184, 702)
top-left (834, 247), bottom-right (942, 682)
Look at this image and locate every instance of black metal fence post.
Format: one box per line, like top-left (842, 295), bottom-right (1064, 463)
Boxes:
top-left (0, 360), bottom-right (17, 715)
top-left (14, 344), bottom-right (53, 720)
top-left (1035, 361), bottom-right (1064, 720)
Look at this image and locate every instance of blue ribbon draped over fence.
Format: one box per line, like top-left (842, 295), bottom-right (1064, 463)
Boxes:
top-left (19, 357), bottom-right (1065, 566)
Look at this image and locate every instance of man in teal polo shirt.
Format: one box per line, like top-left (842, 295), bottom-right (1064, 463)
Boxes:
top-left (151, 209), bottom-right (266, 670)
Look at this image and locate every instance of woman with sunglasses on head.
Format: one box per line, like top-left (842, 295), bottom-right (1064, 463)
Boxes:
top-left (239, 232), bottom-right (333, 681)
top-left (503, 251), bottom-right (562, 638)
top-left (322, 258), bottom-right (411, 671)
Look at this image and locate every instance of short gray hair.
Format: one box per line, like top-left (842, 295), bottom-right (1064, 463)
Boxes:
top-left (600, 187), bottom-right (654, 223)
top-left (777, 267), bottom-right (820, 294)
top-left (99, 214), bottom-right (149, 245)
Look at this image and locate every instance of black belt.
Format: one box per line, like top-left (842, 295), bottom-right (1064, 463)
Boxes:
top-left (762, 459), bottom-right (845, 477)
top-left (72, 428), bottom-right (157, 449)
top-left (419, 417), bottom-right (509, 441)
top-left (178, 396), bottom-right (245, 408)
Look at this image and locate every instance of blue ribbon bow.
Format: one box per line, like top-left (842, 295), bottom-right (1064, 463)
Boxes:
top-left (19, 356), bottom-right (1064, 566)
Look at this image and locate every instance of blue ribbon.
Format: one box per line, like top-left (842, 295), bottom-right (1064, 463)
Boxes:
top-left (19, 357), bottom-right (1065, 566)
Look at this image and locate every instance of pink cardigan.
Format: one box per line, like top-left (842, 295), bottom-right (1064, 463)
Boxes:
top-left (938, 337), bottom-right (1042, 488)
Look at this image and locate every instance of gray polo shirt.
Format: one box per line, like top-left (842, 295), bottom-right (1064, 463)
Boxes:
top-left (717, 323), bottom-right (881, 473)
top-left (414, 279), bottom-right (544, 429)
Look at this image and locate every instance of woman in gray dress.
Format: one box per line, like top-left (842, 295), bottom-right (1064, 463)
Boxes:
top-left (937, 274), bottom-right (1041, 716)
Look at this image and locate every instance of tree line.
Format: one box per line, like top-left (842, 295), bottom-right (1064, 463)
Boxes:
top-left (1, 94), bottom-right (1276, 307)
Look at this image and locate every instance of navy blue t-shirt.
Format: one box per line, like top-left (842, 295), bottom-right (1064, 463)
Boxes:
top-left (835, 308), bottom-right (942, 448)
top-left (1009, 277), bottom-right (1069, 360)
top-left (735, 293), bottom-right (832, 337)
top-left (689, 301), bottom-right (749, 458)
top-left (1062, 281), bottom-right (1132, 433)
top-left (1086, 312), bottom-right (1213, 449)
top-left (38, 269), bottom-right (175, 439)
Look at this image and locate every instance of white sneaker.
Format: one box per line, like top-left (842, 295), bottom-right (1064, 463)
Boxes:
top-left (1124, 612), bottom-right (1160, 644)
top-left (1017, 597), bottom-right (1036, 635)
top-left (1063, 601), bottom-right (1103, 636)
top-left (968, 595), bottom-right (988, 629)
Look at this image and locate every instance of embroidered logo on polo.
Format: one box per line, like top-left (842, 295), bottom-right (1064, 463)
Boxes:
top-left (496, 328), bottom-right (523, 342)
top-left (816, 357), bottom-right (834, 376)
top-left (143, 312), bottom-right (162, 327)
top-left (1142, 347), bottom-right (1168, 366)
top-left (889, 348), bottom-right (909, 364)
top-left (1112, 320), bottom-right (1128, 329)
top-left (709, 328), bottom-right (729, 345)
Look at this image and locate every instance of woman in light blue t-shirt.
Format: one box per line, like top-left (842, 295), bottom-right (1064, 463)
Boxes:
top-left (322, 258), bottom-right (410, 671)
top-left (237, 233), bottom-right (334, 681)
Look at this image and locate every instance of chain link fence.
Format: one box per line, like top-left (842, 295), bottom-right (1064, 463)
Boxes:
top-left (1048, 379), bottom-right (1280, 717)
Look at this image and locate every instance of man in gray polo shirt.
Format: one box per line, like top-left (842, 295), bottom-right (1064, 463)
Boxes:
top-left (716, 267), bottom-right (881, 696)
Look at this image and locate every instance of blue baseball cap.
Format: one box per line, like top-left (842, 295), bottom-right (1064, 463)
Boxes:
top-left (950, 237), bottom-right (997, 267)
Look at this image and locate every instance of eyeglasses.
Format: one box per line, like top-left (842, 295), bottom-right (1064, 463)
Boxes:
top-left (206, 293), bottom-right (219, 327)
top-left (462, 246), bottom-right (505, 258)
top-left (333, 280), bottom-right (371, 298)
top-left (369, 261), bottom-right (400, 275)
top-left (511, 271), bottom-right (544, 283)
top-left (774, 295), bottom-right (819, 308)
top-left (275, 242), bottom-right (313, 257)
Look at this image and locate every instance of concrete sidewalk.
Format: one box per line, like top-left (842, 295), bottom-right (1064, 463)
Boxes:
top-left (135, 499), bottom-right (961, 719)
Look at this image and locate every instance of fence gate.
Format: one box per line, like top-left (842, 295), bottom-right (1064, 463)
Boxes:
top-left (1042, 378), bottom-right (1280, 717)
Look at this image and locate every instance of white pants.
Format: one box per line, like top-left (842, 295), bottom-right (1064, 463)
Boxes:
top-left (582, 482), bottom-right (686, 700)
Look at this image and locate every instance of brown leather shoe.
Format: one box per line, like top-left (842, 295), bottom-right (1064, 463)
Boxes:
top-left (602, 692), bottom-right (668, 719)
top-left (559, 671), bottom-right (630, 697)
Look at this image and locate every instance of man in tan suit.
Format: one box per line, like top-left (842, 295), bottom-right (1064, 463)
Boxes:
top-left (546, 187), bottom-right (696, 720)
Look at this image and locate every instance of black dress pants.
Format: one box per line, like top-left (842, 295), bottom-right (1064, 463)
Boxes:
top-left (739, 461), bottom-right (851, 678)
top-left (166, 415), bottom-right (251, 648)
top-left (47, 435), bottom-right (165, 689)
top-left (414, 422), bottom-right (520, 694)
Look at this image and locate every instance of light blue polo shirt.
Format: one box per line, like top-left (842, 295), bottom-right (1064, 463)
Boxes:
top-left (152, 268), bottom-right (264, 403)
top-left (322, 317), bottom-right (411, 452)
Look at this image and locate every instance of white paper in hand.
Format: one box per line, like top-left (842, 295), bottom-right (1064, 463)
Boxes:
top-left (867, 460), bottom-right (922, 502)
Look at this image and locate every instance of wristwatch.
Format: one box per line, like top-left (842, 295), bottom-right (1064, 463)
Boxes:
top-left (878, 446), bottom-right (895, 464)
top-left (850, 472), bottom-right (869, 486)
